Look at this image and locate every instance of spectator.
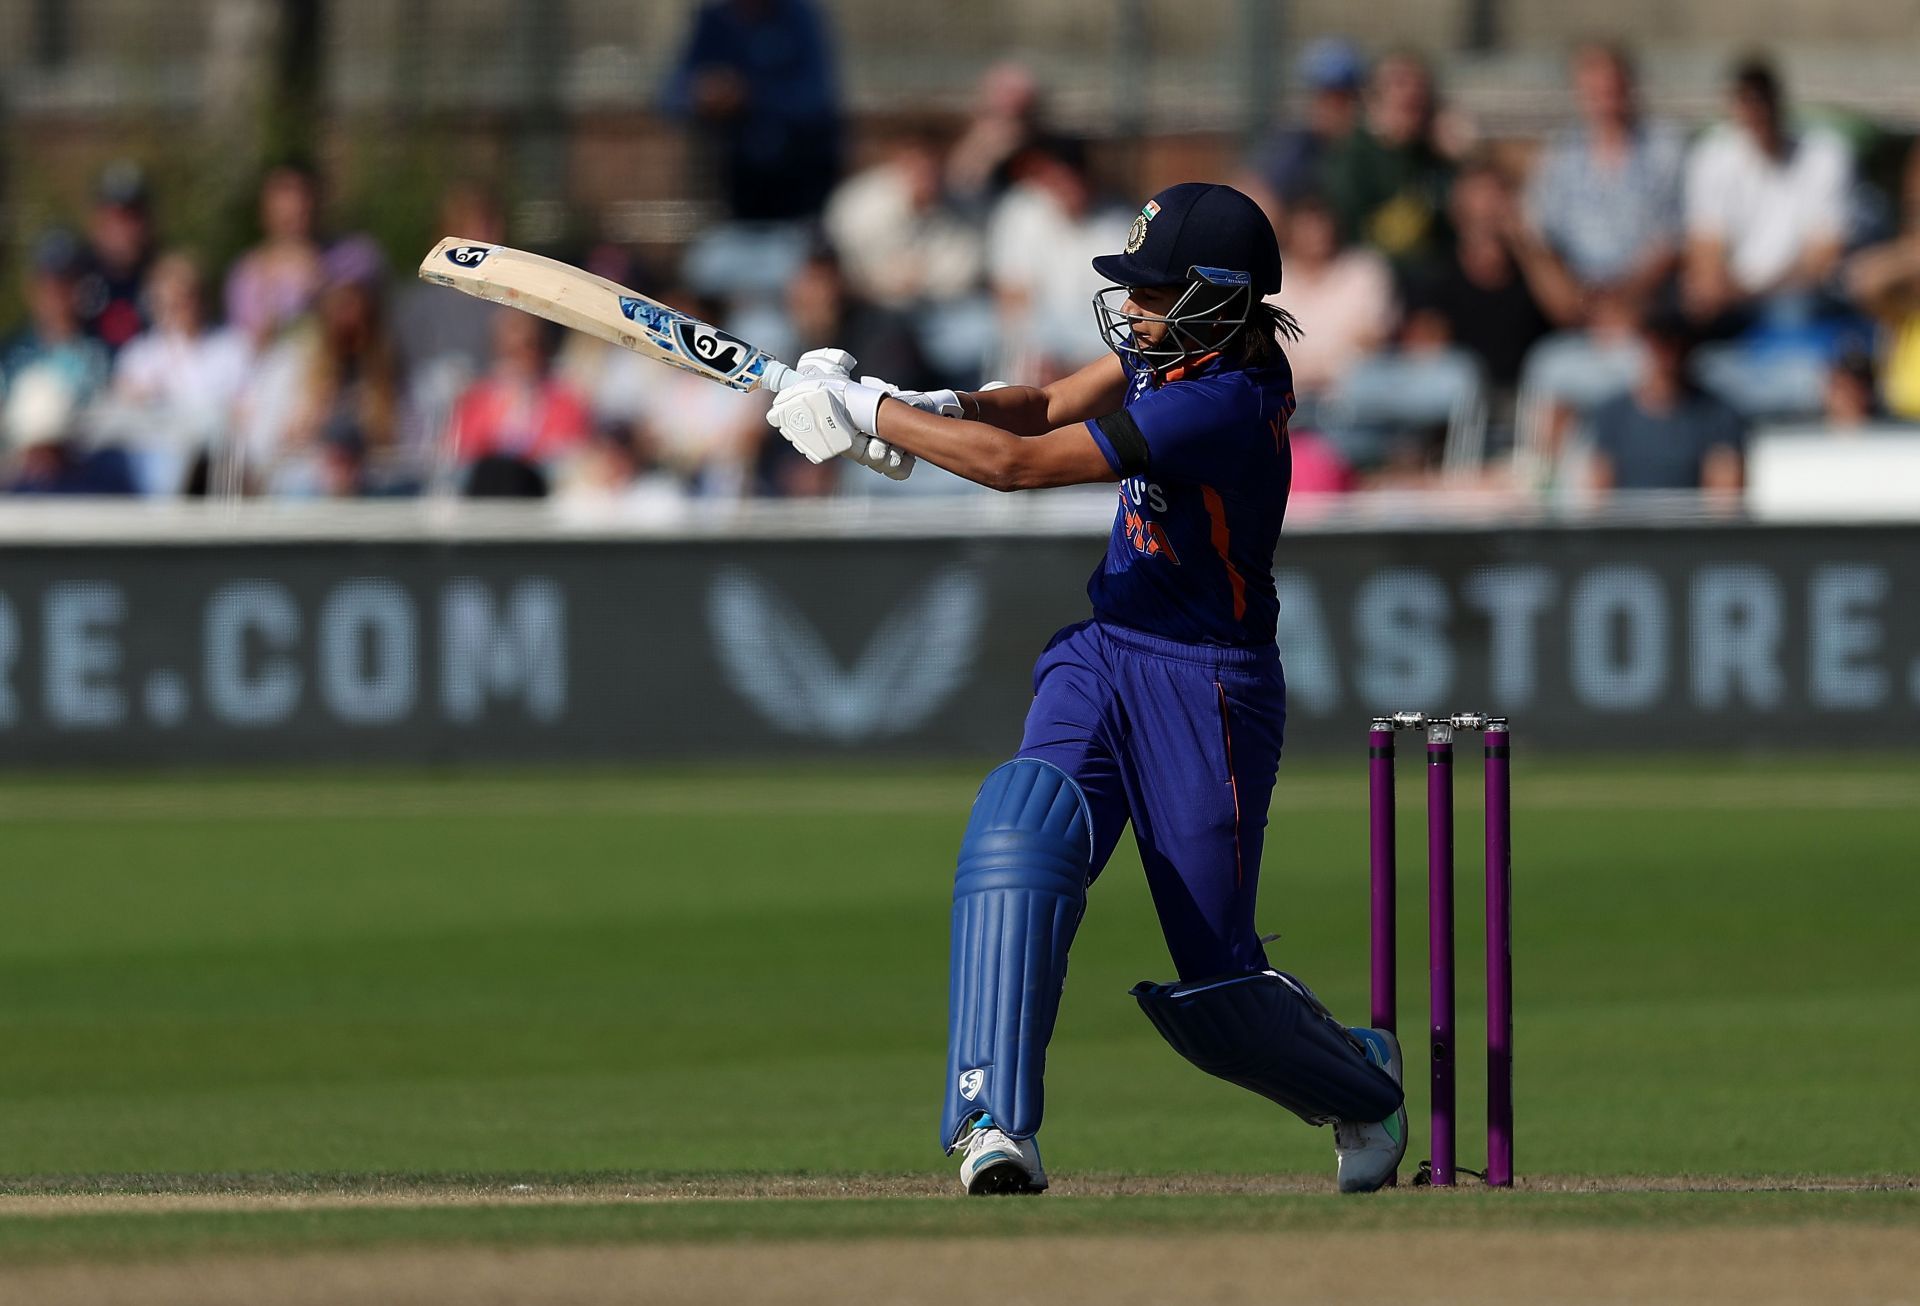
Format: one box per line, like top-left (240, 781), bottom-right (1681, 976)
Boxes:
top-left (946, 63), bottom-right (1044, 211)
top-left (3, 375), bottom-right (137, 495)
top-left (782, 245), bottom-right (933, 390)
top-left (1588, 313), bottom-right (1746, 495)
top-left (1321, 51), bottom-right (1465, 270)
top-left (107, 251), bottom-right (254, 494)
top-left (1267, 192), bottom-right (1395, 401)
top-left (393, 181), bottom-right (504, 384)
top-left (986, 139), bottom-right (1133, 381)
top-left (560, 274), bottom-right (766, 498)
top-left (1821, 350), bottom-right (1883, 430)
top-left (743, 244), bottom-right (941, 494)
top-left (616, 330), bottom-right (768, 497)
top-left (237, 236), bottom-right (405, 495)
top-left (464, 453), bottom-right (549, 499)
top-left (823, 133), bottom-right (983, 311)
top-left (449, 310), bottom-right (593, 481)
top-left (555, 424), bottom-right (692, 523)
top-left (1845, 140), bottom-right (1920, 420)
top-left (662, 0), bottom-right (843, 222)
top-left (1245, 38), bottom-right (1366, 211)
top-left (1, 232), bottom-right (111, 410)
top-left (75, 161), bottom-right (157, 355)
top-left (1682, 57), bottom-right (1852, 328)
top-left (1406, 159), bottom-right (1582, 390)
top-left (1285, 428), bottom-right (1358, 496)
top-left (1, 238), bottom-right (132, 498)
top-left (225, 162), bottom-right (326, 344)
top-left (314, 415), bottom-right (376, 499)
top-left (1526, 42), bottom-right (1685, 310)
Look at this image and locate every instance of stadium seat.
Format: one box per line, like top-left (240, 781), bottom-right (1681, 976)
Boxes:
top-left (1318, 348), bottom-right (1487, 474)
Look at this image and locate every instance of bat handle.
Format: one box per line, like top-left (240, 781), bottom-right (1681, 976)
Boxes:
top-left (759, 359), bottom-right (796, 393)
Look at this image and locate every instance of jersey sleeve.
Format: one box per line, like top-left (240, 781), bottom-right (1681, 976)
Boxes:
top-left (1084, 378), bottom-right (1251, 484)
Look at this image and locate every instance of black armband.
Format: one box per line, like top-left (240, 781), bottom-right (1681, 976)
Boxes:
top-left (1094, 410), bottom-right (1150, 477)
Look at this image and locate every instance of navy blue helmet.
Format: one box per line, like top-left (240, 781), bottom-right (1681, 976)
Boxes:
top-left (1091, 183), bottom-right (1292, 378)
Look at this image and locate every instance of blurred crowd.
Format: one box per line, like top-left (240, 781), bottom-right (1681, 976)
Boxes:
top-left (5, 0), bottom-right (1920, 509)
top-left (1242, 39), bottom-right (1920, 500)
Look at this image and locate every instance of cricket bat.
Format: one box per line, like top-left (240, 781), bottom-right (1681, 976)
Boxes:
top-left (418, 238), bottom-right (795, 393)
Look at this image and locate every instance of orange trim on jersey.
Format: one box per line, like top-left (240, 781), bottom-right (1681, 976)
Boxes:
top-left (1215, 681), bottom-right (1245, 889)
top-left (1163, 351), bottom-right (1222, 383)
top-left (1200, 485), bottom-right (1247, 622)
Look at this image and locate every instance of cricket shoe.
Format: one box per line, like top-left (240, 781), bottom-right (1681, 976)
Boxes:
top-left (957, 1115), bottom-right (1048, 1195)
top-left (1333, 1027), bottom-right (1408, 1194)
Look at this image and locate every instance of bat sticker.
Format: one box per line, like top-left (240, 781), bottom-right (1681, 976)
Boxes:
top-left (672, 321), bottom-right (749, 378)
top-left (618, 297), bottom-right (672, 333)
top-left (617, 297), bottom-right (750, 378)
top-left (445, 245), bottom-right (494, 268)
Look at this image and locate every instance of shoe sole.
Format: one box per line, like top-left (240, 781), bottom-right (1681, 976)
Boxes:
top-left (965, 1158), bottom-right (1046, 1196)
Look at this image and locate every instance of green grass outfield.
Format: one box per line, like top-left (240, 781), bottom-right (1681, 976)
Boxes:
top-left (0, 757), bottom-right (1915, 1262)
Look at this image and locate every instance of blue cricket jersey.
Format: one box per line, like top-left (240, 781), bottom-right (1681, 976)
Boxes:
top-left (1082, 353), bottom-right (1296, 647)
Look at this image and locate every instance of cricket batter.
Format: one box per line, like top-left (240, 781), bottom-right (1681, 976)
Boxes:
top-left (768, 183), bottom-right (1406, 1195)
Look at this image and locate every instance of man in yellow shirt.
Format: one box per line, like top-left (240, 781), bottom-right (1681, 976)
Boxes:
top-left (1846, 142), bottom-right (1920, 419)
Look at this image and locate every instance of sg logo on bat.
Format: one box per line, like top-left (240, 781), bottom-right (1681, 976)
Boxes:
top-left (445, 245), bottom-right (493, 268)
top-left (617, 296), bottom-right (753, 380)
top-left (674, 321), bottom-right (747, 376)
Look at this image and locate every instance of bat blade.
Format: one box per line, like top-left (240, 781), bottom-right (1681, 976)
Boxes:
top-left (418, 237), bottom-right (793, 393)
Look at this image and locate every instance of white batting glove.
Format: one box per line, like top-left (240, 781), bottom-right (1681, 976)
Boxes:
top-left (846, 376), bottom-right (932, 481)
top-left (787, 352), bottom-right (914, 480)
top-left (766, 378), bottom-right (860, 464)
top-left (815, 377), bottom-right (910, 482)
top-left (796, 347), bottom-right (858, 380)
top-left (865, 376), bottom-right (962, 419)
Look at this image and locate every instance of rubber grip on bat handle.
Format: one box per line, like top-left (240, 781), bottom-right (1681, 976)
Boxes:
top-left (760, 359), bottom-right (796, 393)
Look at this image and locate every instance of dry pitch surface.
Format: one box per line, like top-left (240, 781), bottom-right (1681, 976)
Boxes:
top-left (3, 1177), bottom-right (1915, 1306)
top-left (10, 1227), bottom-right (1919, 1306)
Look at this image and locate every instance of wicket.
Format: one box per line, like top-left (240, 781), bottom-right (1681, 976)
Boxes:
top-left (1368, 710), bottom-right (1513, 1188)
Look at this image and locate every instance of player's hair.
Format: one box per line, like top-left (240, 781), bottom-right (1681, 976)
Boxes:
top-left (1238, 301), bottom-right (1301, 369)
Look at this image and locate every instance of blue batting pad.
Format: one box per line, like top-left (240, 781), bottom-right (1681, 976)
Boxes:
top-left (941, 758), bottom-right (1093, 1151)
top-left (1131, 971), bottom-right (1403, 1126)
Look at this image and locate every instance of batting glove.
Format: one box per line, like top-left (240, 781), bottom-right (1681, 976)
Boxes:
top-left (766, 378), bottom-right (860, 464)
top-left (796, 347), bottom-right (858, 380)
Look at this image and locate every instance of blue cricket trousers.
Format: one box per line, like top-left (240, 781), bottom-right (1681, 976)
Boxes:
top-left (1016, 619), bottom-right (1287, 978)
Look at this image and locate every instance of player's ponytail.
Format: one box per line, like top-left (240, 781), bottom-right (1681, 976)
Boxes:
top-left (1239, 302), bottom-right (1301, 369)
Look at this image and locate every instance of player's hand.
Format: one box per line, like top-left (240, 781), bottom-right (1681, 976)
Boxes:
top-left (832, 378), bottom-right (913, 480)
top-left (866, 376), bottom-right (963, 419)
top-left (797, 347), bottom-right (858, 380)
top-left (766, 378), bottom-right (860, 464)
top-left (849, 434), bottom-right (914, 480)
top-left (847, 376), bottom-right (934, 481)
top-left (790, 353), bottom-right (912, 478)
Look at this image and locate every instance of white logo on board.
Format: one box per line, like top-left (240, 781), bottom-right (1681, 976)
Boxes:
top-left (706, 565), bottom-right (984, 743)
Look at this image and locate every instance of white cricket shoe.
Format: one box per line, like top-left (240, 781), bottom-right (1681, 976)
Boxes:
top-left (957, 1116), bottom-right (1048, 1195)
top-left (1334, 1027), bottom-right (1408, 1194)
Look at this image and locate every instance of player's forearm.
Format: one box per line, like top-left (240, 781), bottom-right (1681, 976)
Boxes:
top-left (875, 400), bottom-right (1099, 492)
top-left (875, 400), bottom-right (1033, 490)
top-left (958, 354), bottom-right (1129, 436)
top-left (958, 386), bottom-right (1054, 436)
